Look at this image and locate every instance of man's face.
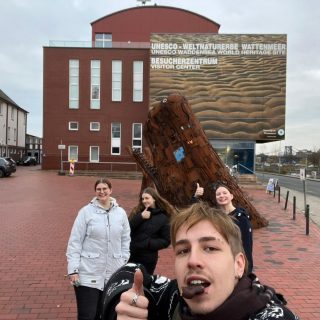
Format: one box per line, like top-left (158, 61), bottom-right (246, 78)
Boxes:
top-left (174, 220), bottom-right (244, 314)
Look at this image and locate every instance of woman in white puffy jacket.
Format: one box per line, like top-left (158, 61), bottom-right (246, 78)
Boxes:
top-left (66, 177), bottom-right (130, 320)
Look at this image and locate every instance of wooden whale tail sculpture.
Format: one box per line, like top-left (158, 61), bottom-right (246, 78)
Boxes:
top-left (128, 93), bottom-right (268, 229)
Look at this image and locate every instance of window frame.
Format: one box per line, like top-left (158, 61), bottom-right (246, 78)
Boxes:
top-left (112, 60), bottom-right (122, 102)
top-left (90, 60), bottom-right (101, 109)
top-left (133, 61), bottom-right (143, 102)
top-left (68, 121), bottom-right (79, 131)
top-left (111, 122), bottom-right (121, 155)
top-left (68, 145), bottom-right (78, 162)
top-left (90, 122), bottom-right (100, 131)
top-left (69, 59), bottom-right (79, 109)
top-left (10, 106), bottom-right (15, 120)
top-left (95, 33), bottom-right (112, 48)
top-left (90, 146), bottom-right (100, 162)
top-left (132, 123), bottom-right (142, 152)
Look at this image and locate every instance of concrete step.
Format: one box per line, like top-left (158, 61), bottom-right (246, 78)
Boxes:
top-left (237, 174), bottom-right (265, 189)
top-left (60, 170), bottom-right (143, 180)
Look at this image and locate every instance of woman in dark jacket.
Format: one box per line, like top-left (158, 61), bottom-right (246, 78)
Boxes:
top-left (214, 183), bottom-right (254, 273)
top-left (128, 187), bottom-right (177, 274)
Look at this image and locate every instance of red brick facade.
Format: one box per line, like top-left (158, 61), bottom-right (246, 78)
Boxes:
top-left (42, 6), bottom-right (219, 170)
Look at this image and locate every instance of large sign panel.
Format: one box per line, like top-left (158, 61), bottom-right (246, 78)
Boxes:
top-left (150, 34), bottom-right (287, 141)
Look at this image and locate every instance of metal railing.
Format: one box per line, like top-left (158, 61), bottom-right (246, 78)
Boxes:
top-left (48, 40), bottom-right (150, 49)
top-left (61, 161), bottom-right (138, 172)
top-left (237, 163), bottom-right (255, 174)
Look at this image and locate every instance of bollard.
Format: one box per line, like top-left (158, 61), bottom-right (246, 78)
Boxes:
top-left (273, 183), bottom-right (276, 198)
top-left (284, 190), bottom-right (289, 210)
top-left (278, 186), bottom-right (281, 203)
top-left (305, 204), bottom-right (309, 235)
top-left (293, 196), bottom-right (296, 220)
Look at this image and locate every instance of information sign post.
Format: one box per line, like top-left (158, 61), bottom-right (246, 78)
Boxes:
top-left (300, 168), bottom-right (306, 213)
top-left (58, 142), bottom-right (66, 175)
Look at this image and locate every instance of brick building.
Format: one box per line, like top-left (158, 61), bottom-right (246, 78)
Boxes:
top-left (42, 5), bottom-right (220, 171)
top-left (43, 5), bottom-right (286, 173)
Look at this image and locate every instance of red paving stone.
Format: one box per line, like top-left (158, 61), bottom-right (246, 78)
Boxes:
top-left (1, 166), bottom-right (319, 319)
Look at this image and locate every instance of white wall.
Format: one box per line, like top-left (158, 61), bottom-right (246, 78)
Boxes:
top-left (0, 102), bottom-right (7, 146)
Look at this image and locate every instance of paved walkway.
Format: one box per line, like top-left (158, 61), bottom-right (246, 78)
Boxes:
top-left (277, 185), bottom-right (320, 227)
top-left (0, 167), bottom-right (319, 319)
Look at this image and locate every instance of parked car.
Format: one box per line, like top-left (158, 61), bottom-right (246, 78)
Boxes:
top-left (0, 157), bottom-right (16, 177)
top-left (5, 157), bottom-right (16, 166)
top-left (17, 156), bottom-right (37, 166)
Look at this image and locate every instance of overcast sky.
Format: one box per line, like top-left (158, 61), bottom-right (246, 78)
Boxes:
top-left (1, 0), bottom-right (319, 155)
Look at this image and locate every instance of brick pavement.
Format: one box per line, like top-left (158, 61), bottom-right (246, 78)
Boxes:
top-left (0, 166), bottom-right (319, 319)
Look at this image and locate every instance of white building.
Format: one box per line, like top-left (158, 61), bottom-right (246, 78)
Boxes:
top-left (0, 89), bottom-right (28, 161)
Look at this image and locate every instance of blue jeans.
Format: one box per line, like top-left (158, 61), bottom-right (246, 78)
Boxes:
top-left (74, 285), bottom-right (102, 320)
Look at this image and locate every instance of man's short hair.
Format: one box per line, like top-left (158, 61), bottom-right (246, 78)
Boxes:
top-left (171, 202), bottom-right (247, 271)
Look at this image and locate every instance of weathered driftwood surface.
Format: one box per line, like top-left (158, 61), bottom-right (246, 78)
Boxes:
top-left (129, 93), bottom-right (268, 228)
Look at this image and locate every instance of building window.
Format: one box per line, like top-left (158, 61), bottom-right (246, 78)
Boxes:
top-left (112, 60), bottom-right (122, 101)
top-left (0, 102), bottom-right (3, 115)
top-left (11, 106), bottom-right (15, 120)
top-left (111, 122), bottom-right (121, 155)
top-left (69, 121), bottom-right (79, 131)
top-left (90, 146), bottom-right (99, 162)
top-left (90, 122), bottom-right (100, 131)
top-left (14, 128), bottom-right (17, 142)
top-left (133, 61), bottom-right (143, 102)
top-left (95, 33), bottom-right (112, 48)
top-left (91, 60), bottom-right (100, 109)
top-left (68, 145), bottom-right (78, 162)
top-left (69, 60), bottom-right (79, 109)
top-left (132, 123), bottom-right (142, 152)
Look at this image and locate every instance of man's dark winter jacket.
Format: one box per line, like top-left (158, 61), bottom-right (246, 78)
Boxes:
top-left (99, 263), bottom-right (299, 320)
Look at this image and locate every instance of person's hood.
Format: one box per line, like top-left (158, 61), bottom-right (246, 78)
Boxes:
top-left (90, 196), bottom-right (119, 209)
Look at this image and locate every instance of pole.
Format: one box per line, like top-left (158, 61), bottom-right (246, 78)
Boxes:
top-left (293, 196), bottom-right (296, 220)
top-left (284, 190), bottom-right (289, 209)
top-left (60, 149), bottom-right (63, 172)
top-left (58, 139), bottom-right (65, 175)
top-left (303, 179), bottom-right (307, 215)
top-left (306, 204), bottom-right (310, 235)
top-left (60, 139), bottom-right (63, 172)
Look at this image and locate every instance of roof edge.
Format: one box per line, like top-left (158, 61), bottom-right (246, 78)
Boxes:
top-left (91, 5), bottom-right (220, 29)
top-left (0, 89), bottom-right (29, 113)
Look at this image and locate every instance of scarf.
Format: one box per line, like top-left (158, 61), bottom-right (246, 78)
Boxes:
top-left (178, 274), bottom-right (285, 320)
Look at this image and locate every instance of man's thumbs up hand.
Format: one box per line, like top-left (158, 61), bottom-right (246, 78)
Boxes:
top-left (116, 269), bottom-right (149, 319)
